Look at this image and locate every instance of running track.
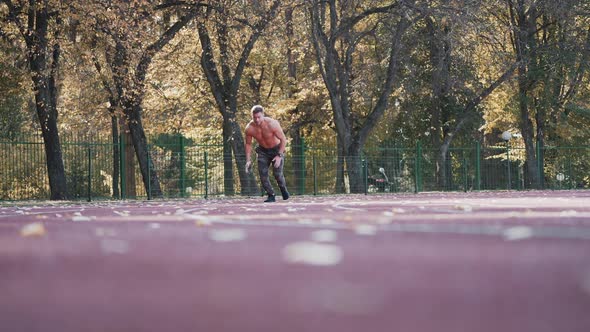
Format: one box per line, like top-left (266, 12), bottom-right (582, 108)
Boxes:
top-left (1, 190), bottom-right (590, 331)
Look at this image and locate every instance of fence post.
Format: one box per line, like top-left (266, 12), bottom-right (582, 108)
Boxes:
top-left (517, 161), bottom-right (522, 190)
top-left (475, 141), bottom-right (481, 190)
top-left (147, 149), bottom-right (152, 200)
top-left (506, 141), bottom-right (511, 190)
top-left (300, 136), bottom-right (306, 195)
top-left (179, 134), bottom-right (186, 198)
top-left (119, 134), bottom-right (126, 199)
top-left (204, 151), bottom-right (209, 199)
top-left (463, 151), bottom-right (468, 192)
top-left (87, 144), bottom-right (92, 202)
top-left (313, 153), bottom-right (317, 196)
top-left (362, 157), bottom-right (368, 195)
top-left (536, 140), bottom-right (544, 189)
top-left (415, 140), bottom-right (422, 193)
top-left (568, 156), bottom-right (573, 189)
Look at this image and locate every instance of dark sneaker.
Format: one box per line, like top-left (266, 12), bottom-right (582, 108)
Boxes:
top-left (281, 190), bottom-right (290, 200)
top-left (264, 195), bottom-right (276, 203)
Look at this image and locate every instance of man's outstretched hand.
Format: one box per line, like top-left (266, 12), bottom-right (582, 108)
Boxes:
top-left (245, 160), bottom-right (252, 174)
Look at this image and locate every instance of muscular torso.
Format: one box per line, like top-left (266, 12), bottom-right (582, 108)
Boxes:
top-left (246, 118), bottom-right (281, 148)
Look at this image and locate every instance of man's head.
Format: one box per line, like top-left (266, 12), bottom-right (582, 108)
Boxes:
top-left (251, 105), bottom-right (264, 126)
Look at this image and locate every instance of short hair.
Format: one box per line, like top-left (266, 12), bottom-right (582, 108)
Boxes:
top-left (251, 105), bottom-right (264, 115)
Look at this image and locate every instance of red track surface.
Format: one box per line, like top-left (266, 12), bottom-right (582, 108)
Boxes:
top-left (1, 190), bottom-right (590, 331)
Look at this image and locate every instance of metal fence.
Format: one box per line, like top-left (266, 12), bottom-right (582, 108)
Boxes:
top-left (1, 134), bottom-right (588, 201)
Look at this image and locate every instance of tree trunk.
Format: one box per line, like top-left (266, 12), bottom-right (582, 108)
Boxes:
top-left (345, 143), bottom-right (364, 193)
top-left (111, 113), bottom-right (120, 198)
top-left (126, 103), bottom-right (162, 198)
top-left (516, 53), bottom-right (540, 189)
top-left (222, 115), bottom-right (235, 196)
top-left (196, 2), bottom-right (279, 196)
top-left (24, 5), bottom-right (68, 200)
top-left (535, 98), bottom-right (545, 189)
top-left (227, 114), bottom-right (258, 195)
top-left (441, 60), bottom-right (520, 169)
top-left (285, 7), bottom-right (305, 195)
top-left (335, 135), bottom-right (345, 193)
top-left (426, 16), bottom-right (452, 189)
top-left (33, 80), bottom-right (68, 200)
top-left (438, 141), bottom-right (453, 191)
top-left (309, 2), bottom-right (410, 194)
top-left (103, 9), bottom-right (196, 199)
top-left (119, 119), bottom-right (136, 198)
top-left (510, 1), bottom-right (540, 189)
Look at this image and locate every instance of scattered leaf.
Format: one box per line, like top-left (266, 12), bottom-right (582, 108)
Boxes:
top-left (20, 222), bottom-right (47, 237)
top-left (194, 219), bottom-right (212, 227)
top-left (560, 210), bottom-right (578, 216)
top-left (209, 228), bottom-right (246, 242)
top-left (503, 226), bottom-right (533, 241)
top-left (454, 205), bottom-right (473, 212)
top-left (282, 241), bottom-right (343, 266)
top-left (100, 239), bottom-right (129, 254)
top-left (354, 224), bottom-right (377, 236)
top-left (310, 230), bottom-right (338, 242)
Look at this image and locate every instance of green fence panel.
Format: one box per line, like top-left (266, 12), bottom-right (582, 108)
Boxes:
top-left (2, 133), bottom-right (589, 201)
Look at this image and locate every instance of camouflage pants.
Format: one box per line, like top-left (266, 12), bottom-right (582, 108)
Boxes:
top-left (256, 145), bottom-right (288, 196)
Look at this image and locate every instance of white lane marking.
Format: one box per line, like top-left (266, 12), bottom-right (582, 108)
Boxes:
top-left (332, 203), bottom-right (367, 212)
top-left (0, 209), bottom-right (86, 218)
top-left (208, 218), bottom-right (590, 240)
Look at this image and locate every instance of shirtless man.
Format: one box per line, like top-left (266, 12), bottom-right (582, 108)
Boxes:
top-left (245, 105), bottom-right (290, 202)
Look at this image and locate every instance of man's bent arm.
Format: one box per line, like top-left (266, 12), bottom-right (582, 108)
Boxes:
top-left (275, 122), bottom-right (287, 155)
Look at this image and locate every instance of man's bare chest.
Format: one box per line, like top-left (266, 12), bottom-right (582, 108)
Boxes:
top-left (250, 126), bottom-right (278, 145)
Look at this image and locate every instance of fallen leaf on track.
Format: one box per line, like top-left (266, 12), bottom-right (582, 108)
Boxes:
top-left (20, 222), bottom-right (47, 237)
top-left (100, 239), bottom-right (129, 254)
top-left (376, 218), bottom-right (392, 225)
top-left (354, 224), bottom-right (377, 236)
top-left (282, 242), bottom-right (342, 266)
top-left (209, 229), bottom-right (246, 242)
top-left (310, 230), bottom-right (338, 242)
top-left (503, 226), bottom-right (533, 241)
top-left (113, 211), bottom-right (130, 217)
top-left (560, 210), bottom-right (578, 217)
top-left (194, 219), bottom-right (212, 227)
top-left (95, 228), bottom-right (117, 237)
top-left (454, 205), bottom-right (473, 212)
